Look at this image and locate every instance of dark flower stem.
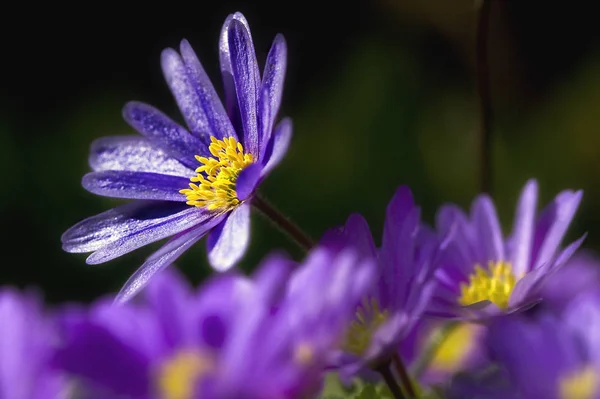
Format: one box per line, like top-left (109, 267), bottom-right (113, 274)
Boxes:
top-left (252, 194), bottom-right (315, 252)
top-left (476, 0), bottom-right (493, 194)
top-left (392, 353), bottom-right (417, 399)
top-left (376, 363), bottom-right (406, 399)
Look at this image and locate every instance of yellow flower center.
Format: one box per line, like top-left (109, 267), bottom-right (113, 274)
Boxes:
top-left (344, 297), bottom-right (388, 356)
top-left (429, 323), bottom-right (481, 373)
top-left (180, 136), bottom-right (254, 211)
top-left (157, 350), bottom-right (213, 399)
top-left (559, 366), bottom-right (599, 399)
top-left (458, 261), bottom-right (517, 309)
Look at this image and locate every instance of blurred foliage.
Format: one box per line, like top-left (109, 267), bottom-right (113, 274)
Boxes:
top-left (2, 1), bottom-right (600, 303)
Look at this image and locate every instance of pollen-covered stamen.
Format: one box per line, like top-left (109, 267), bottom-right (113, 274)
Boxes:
top-left (344, 297), bottom-right (388, 356)
top-left (458, 261), bottom-right (517, 309)
top-left (559, 366), bottom-right (599, 399)
top-left (180, 136), bottom-right (254, 211)
top-left (157, 350), bottom-right (213, 399)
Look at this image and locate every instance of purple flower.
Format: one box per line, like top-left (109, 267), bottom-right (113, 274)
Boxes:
top-left (541, 251), bottom-right (600, 310)
top-left (0, 288), bottom-right (67, 399)
top-left (54, 247), bottom-right (375, 399)
top-left (321, 186), bottom-right (441, 376)
top-left (429, 179), bottom-right (584, 319)
top-left (61, 12), bottom-right (291, 303)
top-left (486, 291), bottom-right (600, 399)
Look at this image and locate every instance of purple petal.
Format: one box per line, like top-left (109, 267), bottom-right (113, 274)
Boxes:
top-left (62, 201), bottom-right (189, 253)
top-left (252, 251), bottom-right (295, 305)
top-left (532, 190), bottom-right (583, 269)
top-left (206, 203), bottom-right (251, 271)
top-left (260, 118), bottom-right (292, 177)
top-left (122, 101), bottom-right (207, 168)
top-left (435, 205), bottom-right (477, 272)
top-left (82, 171), bottom-right (188, 201)
top-left (89, 136), bottom-right (193, 177)
top-left (114, 215), bottom-right (226, 304)
top-left (55, 322), bottom-right (151, 399)
top-left (471, 195), bottom-right (504, 263)
top-left (161, 43), bottom-right (236, 142)
top-left (84, 207), bottom-right (215, 265)
top-left (236, 163), bottom-right (262, 201)
top-left (258, 34), bottom-right (287, 156)
top-left (508, 180), bottom-right (538, 276)
top-left (228, 19), bottom-right (260, 156)
top-left (219, 13), bottom-right (260, 123)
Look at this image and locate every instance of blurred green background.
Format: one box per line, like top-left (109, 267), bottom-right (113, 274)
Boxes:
top-left (2, 1), bottom-right (600, 303)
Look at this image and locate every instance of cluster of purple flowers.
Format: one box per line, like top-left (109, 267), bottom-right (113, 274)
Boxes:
top-left (3, 11), bottom-right (599, 399)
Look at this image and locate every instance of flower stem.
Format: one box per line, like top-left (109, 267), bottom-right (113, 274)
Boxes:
top-left (392, 353), bottom-right (417, 399)
top-left (376, 363), bottom-right (406, 399)
top-left (476, 0), bottom-right (493, 194)
top-left (252, 194), bottom-right (314, 252)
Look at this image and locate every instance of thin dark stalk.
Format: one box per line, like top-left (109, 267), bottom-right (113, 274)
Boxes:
top-left (476, 0), bottom-right (493, 194)
top-left (392, 353), bottom-right (417, 399)
top-left (252, 194), bottom-right (314, 252)
top-left (376, 363), bottom-right (406, 399)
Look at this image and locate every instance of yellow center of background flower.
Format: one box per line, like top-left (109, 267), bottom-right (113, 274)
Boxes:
top-left (429, 323), bottom-right (479, 372)
top-left (157, 350), bottom-right (213, 399)
top-left (344, 297), bottom-right (388, 356)
top-left (180, 136), bottom-right (254, 211)
top-left (458, 261), bottom-right (517, 309)
top-left (559, 366), bottom-right (599, 399)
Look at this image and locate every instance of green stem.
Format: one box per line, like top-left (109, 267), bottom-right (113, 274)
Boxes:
top-left (252, 194), bottom-right (315, 252)
top-left (376, 363), bottom-right (407, 399)
top-left (392, 353), bottom-right (417, 399)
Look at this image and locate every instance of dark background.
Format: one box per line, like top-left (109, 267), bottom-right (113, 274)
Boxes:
top-left (2, 1), bottom-right (599, 303)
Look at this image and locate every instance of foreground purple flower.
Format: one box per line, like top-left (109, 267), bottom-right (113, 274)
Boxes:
top-left (486, 291), bottom-right (600, 399)
top-left (322, 186), bottom-right (441, 377)
top-left (0, 288), bottom-right (67, 399)
top-left (55, 247), bottom-right (375, 399)
top-left (429, 179), bottom-right (584, 319)
top-left (61, 12), bottom-right (290, 303)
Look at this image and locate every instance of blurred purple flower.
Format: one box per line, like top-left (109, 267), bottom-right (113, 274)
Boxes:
top-left (61, 12), bottom-right (291, 303)
top-left (0, 288), bottom-right (67, 399)
top-left (55, 247), bottom-right (375, 399)
top-left (486, 291), bottom-right (600, 399)
top-left (321, 186), bottom-right (441, 377)
top-left (541, 251), bottom-right (600, 309)
top-left (429, 179), bottom-right (584, 320)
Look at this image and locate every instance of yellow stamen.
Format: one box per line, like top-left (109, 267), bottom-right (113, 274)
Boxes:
top-left (179, 136), bottom-right (254, 211)
top-left (344, 297), bottom-right (388, 356)
top-left (157, 350), bottom-right (213, 399)
top-left (458, 261), bottom-right (517, 309)
top-left (559, 366), bottom-right (599, 399)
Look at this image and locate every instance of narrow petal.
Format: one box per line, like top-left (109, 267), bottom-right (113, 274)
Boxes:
top-left (62, 201), bottom-right (189, 253)
top-left (122, 101), bottom-right (207, 168)
top-left (85, 207), bottom-right (215, 265)
top-left (82, 171), bottom-right (188, 201)
top-left (114, 216), bottom-right (225, 304)
top-left (236, 163), bottom-right (262, 201)
top-left (258, 34), bottom-right (287, 156)
top-left (207, 203), bottom-right (251, 271)
top-left (162, 43), bottom-right (236, 142)
top-left (260, 118), bottom-right (292, 177)
top-left (435, 205), bottom-right (477, 272)
top-left (228, 19), bottom-right (260, 156)
top-left (219, 13), bottom-right (260, 123)
top-left (89, 136), bottom-right (193, 177)
top-left (532, 190), bottom-right (583, 269)
top-left (508, 180), bottom-right (538, 276)
top-left (471, 195), bottom-right (504, 263)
